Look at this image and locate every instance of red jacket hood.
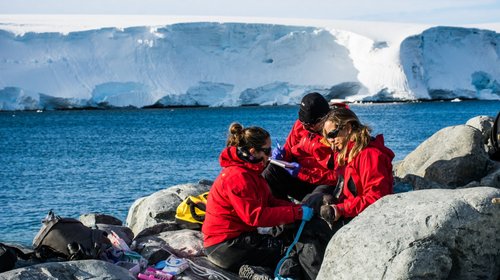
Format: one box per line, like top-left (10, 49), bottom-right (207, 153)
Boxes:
top-left (368, 134), bottom-right (395, 160)
top-left (219, 146), bottom-right (267, 173)
top-left (345, 134), bottom-right (394, 160)
top-left (336, 134), bottom-right (395, 218)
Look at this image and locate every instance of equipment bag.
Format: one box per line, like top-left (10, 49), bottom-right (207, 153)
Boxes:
top-left (175, 192), bottom-right (209, 230)
top-left (0, 243), bottom-right (33, 272)
top-left (0, 243), bottom-right (17, 272)
top-left (32, 211), bottom-right (111, 260)
top-left (490, 111), bottom-right (500, 161)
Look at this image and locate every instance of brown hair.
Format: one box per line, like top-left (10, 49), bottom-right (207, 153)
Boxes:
top-left (322, 108), bottom-right (371, 166)
top-left (226, 122), bottom-right (270, 150)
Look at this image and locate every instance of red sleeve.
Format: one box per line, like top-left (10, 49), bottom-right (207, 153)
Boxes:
top-left (268, 196), bottom-right (298, 207)
top-left (295, 134), bottom-right (334, 169)
top-left (296, 164), bottom-right (337, 185)
top-left (337, 148), bottom-right (393, 217)
top-left (282, 120), bottom-right (303, 162)
top-left (228, 173), bottom-right (302, 226)
top-left (294, 135), bottom-right (336, 185)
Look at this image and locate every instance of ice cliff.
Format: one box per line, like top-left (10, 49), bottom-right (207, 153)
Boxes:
top-left (0, 21), bottom-right (499, 110)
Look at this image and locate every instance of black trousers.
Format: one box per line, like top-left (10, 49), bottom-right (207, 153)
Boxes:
top-left (279, 186), bottom-right (349, 280)
top-left (262, 163), bottom-right (317, 201)
top-left (290, 217), bottom-right (349, 280)
top-left (205, 230), bottom-right (293, 273)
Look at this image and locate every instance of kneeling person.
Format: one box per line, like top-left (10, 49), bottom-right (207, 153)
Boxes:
top-left (202, 122), bottom-right (313, 278)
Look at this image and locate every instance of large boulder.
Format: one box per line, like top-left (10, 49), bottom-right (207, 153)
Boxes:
top-left (394, 125), bottom-right (490, 188)
top-left (126, 181), bottom-right (211, 235)
top-left (318, 187), bottom-right (500, 280)
top-left (0, 260), bottom-right (135, 280)
top-left (466, 115), bottom-right (497, 157)
top-left (466, 116), bottom-right (493, 138)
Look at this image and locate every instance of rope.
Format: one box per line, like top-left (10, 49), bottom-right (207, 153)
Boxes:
top-left (274, 219), bottom-right (307, 280)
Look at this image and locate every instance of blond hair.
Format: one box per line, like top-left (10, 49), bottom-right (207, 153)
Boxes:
top-left (323, 108), bottom-right (371, 166)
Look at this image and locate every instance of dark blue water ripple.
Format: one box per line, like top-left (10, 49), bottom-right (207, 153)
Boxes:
top-left (1, 101), bottom-right (499, 245)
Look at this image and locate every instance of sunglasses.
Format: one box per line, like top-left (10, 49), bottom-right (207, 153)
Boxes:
top-left (257, 147), bottom-right (272, 156)
top-left (326, 125), bottom-right (343, 139)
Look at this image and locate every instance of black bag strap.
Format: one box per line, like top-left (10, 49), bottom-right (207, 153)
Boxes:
top-left (90, 229), bottom-right (110, 259)
top-left (33, 210), bottom-right (61, 249)
top-left (32, 217), bottom-right (82, 249)
top-left (186, 198), bottom-right (206, 222)
top-left (68, 229), bottom-right (110, 261)
top-left (0, 243), bottom-right (34, 260)
top-left (32, 219), bottom-right (59, 249)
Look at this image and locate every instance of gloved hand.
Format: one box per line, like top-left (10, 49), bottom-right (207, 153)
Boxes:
top-left (285, 162), bottom-right (300, 177)
top-left (320, 204), bottom-right (341, 229)
top-left (301, 205), bottom-right (314, 221)
top-left (302, 193), bottom-right (324, 214)
top-left (271, 141), bottom-right (286, 160)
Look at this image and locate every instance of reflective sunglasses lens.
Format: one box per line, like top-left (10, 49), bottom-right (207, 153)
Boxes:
top-left (327, 128), bottom-right (340, 139)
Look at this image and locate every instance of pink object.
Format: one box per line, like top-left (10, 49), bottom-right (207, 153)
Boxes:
top-left (137, 274), bottom-right (157, 280)
top-left (137, 267), bottom-right (173, 280)
top-left (108, 230), bottom-right (131, 251)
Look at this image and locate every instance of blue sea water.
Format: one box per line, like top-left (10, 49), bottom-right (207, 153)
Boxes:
top-left (1, 101), bottom-right (499, 246)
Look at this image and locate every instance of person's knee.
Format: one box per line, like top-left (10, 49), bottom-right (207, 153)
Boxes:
top-left (207, 253), bottom-right (234, 270)
top-left (311, 184), bottom-right (334, 195)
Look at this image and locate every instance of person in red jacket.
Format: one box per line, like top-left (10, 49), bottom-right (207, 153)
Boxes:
top-left (202, 122), bottom-right (313, 278)
top-left (319, 106), bottom-right (394, 224)
top-left (263, 92), bottom-right (337, 201)
top-left (275, 107), bottom-right (395, 280)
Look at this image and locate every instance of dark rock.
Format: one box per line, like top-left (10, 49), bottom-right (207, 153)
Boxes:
top-left (95, 224), bottom-right (134, 245)
top-left (0, 259), bottom-right (135, 280)
top-left (79, 213), bottom-right (123, 226)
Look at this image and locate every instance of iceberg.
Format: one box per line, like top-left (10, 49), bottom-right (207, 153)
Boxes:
top-left (0, 16), bottom-right (499, 110)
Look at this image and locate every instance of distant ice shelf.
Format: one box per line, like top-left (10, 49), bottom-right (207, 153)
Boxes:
top-left (0, 20), bottom-right (499, 111)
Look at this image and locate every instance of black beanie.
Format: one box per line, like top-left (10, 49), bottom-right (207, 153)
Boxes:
top-left (298, 92), bottom-right (330, 124)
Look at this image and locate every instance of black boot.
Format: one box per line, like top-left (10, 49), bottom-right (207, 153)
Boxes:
top-left (238, 265), bottom-right (274, 280)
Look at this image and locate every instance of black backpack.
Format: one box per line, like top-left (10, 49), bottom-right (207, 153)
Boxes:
top-left (32, 211), bottom-right (111, 261)
top-left (490, 112), bottom-right (500, 161)
top-left (0, 243), bottom-right (33, 272)
top-left (0, 243), bottom-right (17, 272)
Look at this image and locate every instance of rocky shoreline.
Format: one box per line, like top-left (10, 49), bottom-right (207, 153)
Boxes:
top-left (1, 115), bottom-right (499, 279)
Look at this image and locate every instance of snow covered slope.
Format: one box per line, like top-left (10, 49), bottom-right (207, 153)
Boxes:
top-left (0, 16), bottom-right (498, 110)
top-left (401, 27), bottom-right (500, 100)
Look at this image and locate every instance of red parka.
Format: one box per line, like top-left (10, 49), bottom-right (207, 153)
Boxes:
top-left (283, 120), bottom-right (337, 185)
top-left (202, 146), bottom-right (303, 248)
top-left (335, 135), bottom-right (395, 218)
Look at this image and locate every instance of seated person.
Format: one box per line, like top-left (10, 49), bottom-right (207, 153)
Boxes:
top-left (263, 92), bottom-right (337, 201)
top-left (279, 106), bottom-right (395, 280)
top-left (320, 106), bottom-right (395, 224)
top-left (202, 122), bottom-right (313, 279)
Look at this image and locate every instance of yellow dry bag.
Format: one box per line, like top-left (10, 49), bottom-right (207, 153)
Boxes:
top-left (175, 192), bottom-right (209, 230)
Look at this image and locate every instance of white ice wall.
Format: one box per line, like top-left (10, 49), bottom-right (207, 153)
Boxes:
top-left (0, 20), bottom-right (499, 110)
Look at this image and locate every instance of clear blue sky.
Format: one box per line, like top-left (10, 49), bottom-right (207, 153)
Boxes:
top-left (0, 0), bottom-right (499, 25)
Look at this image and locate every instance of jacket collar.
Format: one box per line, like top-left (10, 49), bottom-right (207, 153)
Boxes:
top-left (219, 146), bottom-right (266, 173)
